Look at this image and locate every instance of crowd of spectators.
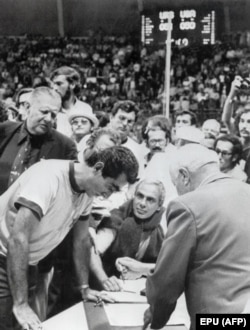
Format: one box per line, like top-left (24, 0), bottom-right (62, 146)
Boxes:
top-left (1, 30), bottom-right (250, 132)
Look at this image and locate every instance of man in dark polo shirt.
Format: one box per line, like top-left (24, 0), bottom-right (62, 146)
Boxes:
top-left (0, 86), bottom-right (77, 196)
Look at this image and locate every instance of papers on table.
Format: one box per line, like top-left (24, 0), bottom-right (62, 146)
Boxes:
top-left (120, 277), bottom-right (146, 294)
top-left (43, 302), bottom-right (89, 330)
top-left (101, 289), bottom-right (147, 303)
top-left (104, 302), bottom-right (149, 327)
top-left (103, 279), bottom-right (190, 329)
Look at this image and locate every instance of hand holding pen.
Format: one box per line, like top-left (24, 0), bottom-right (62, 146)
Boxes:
top-left (115, 258), bottom-right (128, 282)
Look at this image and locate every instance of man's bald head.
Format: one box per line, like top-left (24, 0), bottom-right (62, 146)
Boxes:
top-left (170, 144), bottom-right (219, 195)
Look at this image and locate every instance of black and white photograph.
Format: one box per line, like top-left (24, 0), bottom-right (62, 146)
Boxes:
top-left (0, 1), bottom-right (250, 330)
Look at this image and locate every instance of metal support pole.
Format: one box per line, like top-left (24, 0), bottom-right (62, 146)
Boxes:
top-left (164, 18), bottom-right (172, 119)
top-left (57, 0), bottom-right (64, 37)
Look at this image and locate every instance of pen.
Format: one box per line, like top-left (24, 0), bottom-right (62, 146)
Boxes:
top-left (122, 290), bottom-right (137, 294)
top-left (121, 270), bottom-right (125, 283)
top-left (94, 297), bottom-right (103, 307)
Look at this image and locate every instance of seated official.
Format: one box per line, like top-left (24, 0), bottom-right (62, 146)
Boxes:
top-left (89, 179), bottom-right (167, 292)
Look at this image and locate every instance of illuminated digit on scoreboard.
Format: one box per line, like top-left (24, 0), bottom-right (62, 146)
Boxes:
top-left (180, 22), bottom-right (196, 30)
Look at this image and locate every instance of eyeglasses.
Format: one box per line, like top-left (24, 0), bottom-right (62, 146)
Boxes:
top-left (71, 118), bottom-right (90, 125)
top-left (215, 148), bottom-right (232, 157)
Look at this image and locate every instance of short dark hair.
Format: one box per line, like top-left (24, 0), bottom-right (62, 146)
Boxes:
top-left (85, 146), bottom-right (138, 184)
top-left (175, 110), bottom-right (197, 126)
top-left (215, 134), bottom-right (243, 165)
top-left (86, 128), bottom-right (121, 149)
top-left (142, 115), bottom-right (171, 141)
top-left (111, 100), bottom-right (139, 122)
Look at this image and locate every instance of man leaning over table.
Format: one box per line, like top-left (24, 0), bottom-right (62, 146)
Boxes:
top-left (143, 144), bottom-right (250, 330)
top-left (0, 146), bottom-right (138, 330)
top-left (89, 179), bottom-right (166, 292)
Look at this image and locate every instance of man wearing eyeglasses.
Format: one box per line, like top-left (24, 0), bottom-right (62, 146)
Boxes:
top-left (67, 103), bottom-right (99, 160)
top-left (214, 134), bottom-right (247, 182)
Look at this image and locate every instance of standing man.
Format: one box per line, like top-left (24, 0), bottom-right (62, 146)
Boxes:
top-left (174, 110), bottom-right (197, 129)
top-left (172, 110), bottom-right (197, 144)
top-left (51, 66), bottom-right (91, 137)
top-left (221, 76), bottom-right (250, 181)
top-left (214, 134), bottom-right (247, 181)
top-left (0, 146), bottom-right (138, 330)
top-left (108, 100), bottom-right (144, 176)
top-left (0, 86), bottom-right (77, 196)
top-left (143, 144), bottom-right (250, 330)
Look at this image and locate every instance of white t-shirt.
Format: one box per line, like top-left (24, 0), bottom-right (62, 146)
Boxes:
top-left (0, 159), bottom-right (93, 265)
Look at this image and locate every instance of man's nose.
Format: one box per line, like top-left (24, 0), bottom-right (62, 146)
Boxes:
top-left (121, 119), bottom-right (128, 127)
top-left (52, 84), bottom-right (58, 92)
top-left (139, 198), bottom-right (146, 207)
top-left (44, 113), bottom-right (52, 122)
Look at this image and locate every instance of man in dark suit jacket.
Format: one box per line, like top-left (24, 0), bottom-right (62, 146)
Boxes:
top-left (143, 144), bottom-right (250, 330)
top-left (0, 86), bottom-right (77, 195)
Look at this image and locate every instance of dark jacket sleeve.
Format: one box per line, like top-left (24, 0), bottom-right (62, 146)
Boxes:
top-left (146, 199), bottom-right (196, 329)
top-left (63, 136), bottom-right (78, 160)
top-left (50, 130), bottom-right (78, 161)
top-left (97, 200), bottom-right (133, 232)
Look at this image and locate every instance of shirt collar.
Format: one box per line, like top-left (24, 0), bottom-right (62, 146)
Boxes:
top-left (18, 121), bottom-right (53, 144)
top-left (197, 172), bottom-right (230, 190)
top-left (69, 161), bottom-right (86, 194)
top-left (18, 123), bottom-right (29, 144)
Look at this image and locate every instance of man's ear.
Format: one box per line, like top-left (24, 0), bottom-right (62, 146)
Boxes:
top-left (232, 154), bottom-right (238, 164)
top-left (70, 82), bottom-right (76, 91)
top-left (179, 167), bottom-right (190, 185)
top-left (93, 162), bottom-right (104, 173)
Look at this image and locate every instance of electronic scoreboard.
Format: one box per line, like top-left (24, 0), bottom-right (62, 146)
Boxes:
top-left (141, 5), bottom-right (223, 46)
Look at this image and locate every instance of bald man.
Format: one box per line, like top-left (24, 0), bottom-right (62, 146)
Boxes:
top-left (143, 144), bottom-right (250, 330)
top-left (0, 87), bottom-right (77, 195)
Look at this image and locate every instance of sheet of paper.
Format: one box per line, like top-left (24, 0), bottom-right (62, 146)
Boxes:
top-left (43, 302), bottom-right (89, 330)
top-left (104, 302), bottom-right (149, 326)
top-left (103, 289), bottom-right (190, 328)
top-left (119, 277), bottom-right (146, 294)
top-left (101, 290), bottom-right (147, 303)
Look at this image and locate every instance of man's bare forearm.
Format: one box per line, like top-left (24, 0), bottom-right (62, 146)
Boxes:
top-left (73, 221), bottom-right (91, 286)
top-left (89, 247), bottom-right (109, 285)
top-left (7, 233), bottom-right (29, 306)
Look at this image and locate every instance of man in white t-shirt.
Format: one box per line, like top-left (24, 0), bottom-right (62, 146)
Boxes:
top-left (0, 146), bottom-right (138, 330)
top-left (51, 66), bottom-right (88, 137)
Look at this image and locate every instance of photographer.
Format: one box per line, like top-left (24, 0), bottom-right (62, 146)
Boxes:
top-left (221, 75), bottom-right (250, 182)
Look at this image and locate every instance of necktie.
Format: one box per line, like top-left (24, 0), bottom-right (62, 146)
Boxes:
top-left (8, 136), bottom-right (32, 187)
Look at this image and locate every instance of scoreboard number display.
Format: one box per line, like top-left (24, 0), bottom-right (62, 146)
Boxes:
top-left (141, 5), bottom-right (223, 46)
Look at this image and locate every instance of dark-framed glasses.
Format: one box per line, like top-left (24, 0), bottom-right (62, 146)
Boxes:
top-left (215, 148), bottom-right (232, 157)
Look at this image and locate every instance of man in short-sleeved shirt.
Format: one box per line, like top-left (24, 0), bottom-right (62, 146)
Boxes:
top-left (0, 160), bottom-right (92, 264)
top-left (0, 146), bottom-right (138, 330)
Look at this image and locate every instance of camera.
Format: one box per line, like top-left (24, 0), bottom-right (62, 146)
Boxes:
top-left (240, 77), bottom-right (250, 90)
